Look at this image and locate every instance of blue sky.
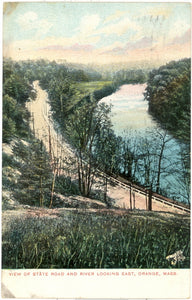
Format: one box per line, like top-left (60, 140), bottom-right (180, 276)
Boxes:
top-left (3, 2), bottom-right (191, 65)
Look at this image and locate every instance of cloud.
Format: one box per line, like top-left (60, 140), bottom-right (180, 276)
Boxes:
top-left (3, 4), bottom-right (190, 65)
top-left (4, 35), bottom-right (190, 66)
top-left (5, 35), bottom-right (97, 58)
top-left (101, 36), bottom-right (153, 55)
top-left (126, 36), bottom-right (153, 50)
top-left (16, 11), bottom-right (52, 36)
top-left (79, 14), bottom-right (100, 35)
top-left (168, 20), bottom-right (190, 40)
top-left (170, 29), bottom-right (191, 46)
top-left (99, 41), bottom-right (125, 52)
top-left (17, 11), bottom-right (38, 29)
top-left (69, 44), bottom-right (94, 52)
top-left (71, 14), bottom-right (101, 45)
top-left (39, 43), bottom-right (94, 52)
top-left (146, 6), bottom-right (172, 18)
top-left (98, 17), bottom-right (140, 36)
top-left (104, 10), bottom-right (127, 24)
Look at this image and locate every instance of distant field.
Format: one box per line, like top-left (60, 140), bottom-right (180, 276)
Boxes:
top-left (76, 81), bottom-right (113, 94)
top-left (66, 81), bottom-right (113, 112)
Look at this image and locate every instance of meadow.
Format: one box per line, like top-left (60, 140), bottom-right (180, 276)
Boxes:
top-left (2, 209), bottom-right (190, 269)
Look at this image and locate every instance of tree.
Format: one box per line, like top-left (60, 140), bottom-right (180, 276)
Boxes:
top-left (121, 139), bottom-right (134, 180)
top-left (144, 58), bottom-right (190, 142)
top-left (4, 74), bottom-right (32, 104)
top-left (48, 78), bottom-right (79, 126)
top-left (3, 59), bottom-right (36, 143)
top-left (65, 98), bottom-right (116, 198)
top-left (92, 119), bottom-right (122, 206)
top-left (153, 130), bottom-right (173, 194)
top-left (3, 95), bottom-right (17, 142)
top-left (3, 94), bottom-right (31, 142)
top-left (122, 128), bottom-right (176, 199)
top-left (13, 139), bottom-right (52, 207)
top-left (176, 143), bottom-right (190, 204)
top-left (3, 115), bottom-right (16, 143)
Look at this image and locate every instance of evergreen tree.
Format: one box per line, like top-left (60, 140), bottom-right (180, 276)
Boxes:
top-left (13, 139), bottom-right (52, 207)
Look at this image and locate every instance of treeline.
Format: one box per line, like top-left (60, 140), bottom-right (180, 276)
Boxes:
top-left (2, 58), bottom-right (109, 142)
top-left (144, 58), bottom-right (191, 142)
top-left (111, 68), bottom-right (149, 85)
top-left (4, 58), bottom-right (102, 85)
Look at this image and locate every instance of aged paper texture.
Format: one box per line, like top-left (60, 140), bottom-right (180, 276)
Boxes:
top-left (1, 0), bottom-right (191, 298)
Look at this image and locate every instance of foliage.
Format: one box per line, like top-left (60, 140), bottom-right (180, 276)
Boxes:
top-left (3, 59), bottom-right (35, 142)
top-left (54, 175), bottom-right (80, 196)
top-left (113, 68), bottom-right (149, 85)
top-left (2, 211), bottom-right (190, 269)
top-left (13, 139), bottom-right (53, 207)
top-left (47, 79), bottom-right (117, 130)
top-left (3, 114), bottom-right (16, 143)
top-left (144, 58), bottom-right (191, 142)
top-left (93, 121), bottom-right (122, 174)
top-left (2, 152), bottom-right (19, 168)
top-left (65, 99), bottom-right (121, 197)
top-left (47, 78), bottom-right (80, 124)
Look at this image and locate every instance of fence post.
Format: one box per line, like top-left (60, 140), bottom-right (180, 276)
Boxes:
top-left (133, 191), bottom-right (135, 209)
top-left (148, 185), bottom-right (153, 211)
top-left (130, 183), bottom-right (132, 210)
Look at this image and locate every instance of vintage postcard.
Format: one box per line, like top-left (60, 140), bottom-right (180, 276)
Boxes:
top-left (1, 1), bottom-right (191, 299)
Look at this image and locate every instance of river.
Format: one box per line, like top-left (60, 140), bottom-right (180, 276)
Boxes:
top-left (100, 84), bottom-right (157, 135)
top-left (100, 84), bottom-right (189, 203)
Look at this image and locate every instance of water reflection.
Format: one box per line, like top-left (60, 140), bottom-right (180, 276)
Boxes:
top-left (99, 84), bottom-right (189, 203)
top-left (100, 84), bottom-right (157, 134)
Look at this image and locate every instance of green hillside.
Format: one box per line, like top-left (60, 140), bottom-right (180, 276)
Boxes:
top-left (144, 58), bottom-right (190, 142)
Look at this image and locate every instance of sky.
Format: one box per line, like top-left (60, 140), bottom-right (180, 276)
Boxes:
top-left (3, 2), bottom-right (191, 67)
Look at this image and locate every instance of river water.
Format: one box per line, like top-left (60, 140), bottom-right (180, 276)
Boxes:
top-left (100, 84), bottom-right (189, 203)
top-left (100, 84), bottom-right (156, 135)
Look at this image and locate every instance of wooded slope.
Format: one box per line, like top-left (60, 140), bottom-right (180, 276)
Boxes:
top-left (144, 58), bottom-right (190, 141)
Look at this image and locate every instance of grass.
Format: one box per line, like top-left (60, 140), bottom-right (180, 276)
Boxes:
top-left (2, 209), bottom-right (190, 269)
top-left (75, 81), bottom-right (113, 94)
top-left (64, 81), bottom-right (113, 112)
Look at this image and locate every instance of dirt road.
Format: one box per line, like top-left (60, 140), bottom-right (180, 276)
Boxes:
top-left (27, 81), bottom-right (75, 170)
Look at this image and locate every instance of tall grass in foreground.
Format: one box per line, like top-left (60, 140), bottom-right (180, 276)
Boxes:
top-left (2, 211), bottom-right (190, 269)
